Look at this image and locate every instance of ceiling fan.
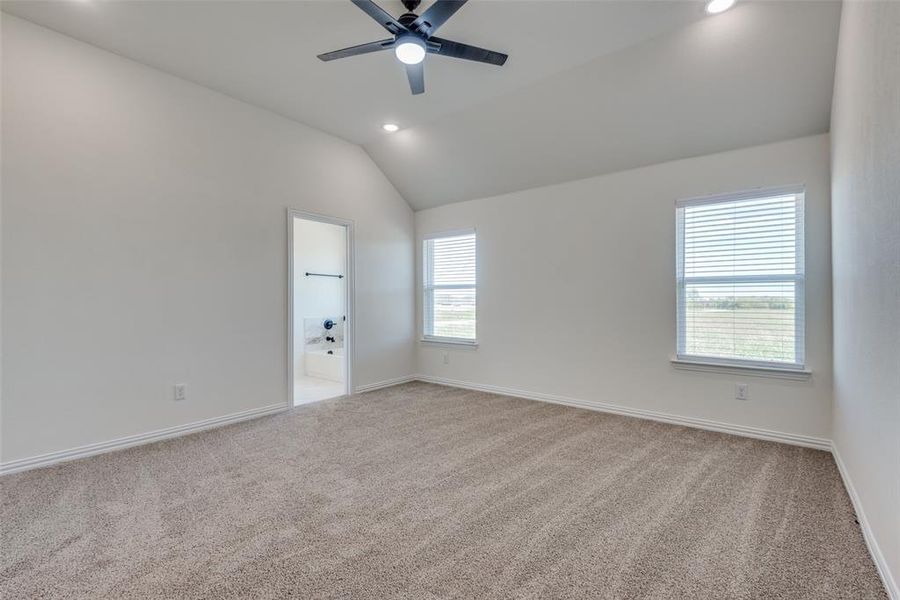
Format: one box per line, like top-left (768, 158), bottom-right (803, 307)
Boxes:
top-left (317, 0), bottom-right (508, 95)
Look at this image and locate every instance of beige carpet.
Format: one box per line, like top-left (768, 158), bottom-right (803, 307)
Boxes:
top-left (1, 382), bottom-right (887, 599)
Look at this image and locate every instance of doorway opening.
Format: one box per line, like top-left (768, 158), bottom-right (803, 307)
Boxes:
top-left (289, 210), bottom-right (353, 406)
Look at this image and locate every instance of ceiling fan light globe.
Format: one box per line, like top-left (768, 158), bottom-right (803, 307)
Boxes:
top-left (705, 0), bottom-right (736, 14)
top-left (395, 38), bottom-right (426, 65)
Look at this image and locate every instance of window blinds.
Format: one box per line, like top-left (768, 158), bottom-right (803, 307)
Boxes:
top-left (423, 230), bottom-right (476, 341)
top-left (676, 186), bottom-right (805, 368)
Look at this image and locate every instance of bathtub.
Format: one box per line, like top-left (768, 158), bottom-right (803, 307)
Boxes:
top-left (304, 346), bottom-right (345, 382)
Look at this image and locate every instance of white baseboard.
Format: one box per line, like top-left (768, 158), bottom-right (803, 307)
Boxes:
top-left (414, 375), bottom-right (894, 597)
top-left (414, 374), bottom-right (832, 451)
top-left (2, 375), bottom-right (892, 598)
top-left (0, 403), bottom-right (287, 476)
top-left (832, 444), bottom-right (899, 600)
top-left (1, 373), bottom-right (412, 476)
top-left (354, 375), bottom-right (417, 394)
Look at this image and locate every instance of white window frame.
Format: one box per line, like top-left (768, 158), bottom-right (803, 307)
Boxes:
top-left (422, 228), bottom-right (477, 346)
top-left (674, 185), bottom-right (807, 374)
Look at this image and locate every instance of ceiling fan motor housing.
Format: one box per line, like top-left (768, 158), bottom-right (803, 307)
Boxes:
top-left (398, 12), bottom-right (425, 33)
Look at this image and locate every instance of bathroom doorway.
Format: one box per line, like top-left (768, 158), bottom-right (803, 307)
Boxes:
top-left (288, 210), bottom-right (353, 406)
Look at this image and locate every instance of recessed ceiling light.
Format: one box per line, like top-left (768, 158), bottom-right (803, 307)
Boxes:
top-left (705, 0), bottom-right (736, 14)
top-left (382, 123), bottom-right (400, 133)
top-left (394, 36), bottom-right (426, 65)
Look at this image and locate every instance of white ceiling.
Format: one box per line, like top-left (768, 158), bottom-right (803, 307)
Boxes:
top-left (0, 0), bottom-right (705, 145)
top-left (2, 0), bottom-right (841, 210)
top-left (366, 1), bottom-right (843, 208)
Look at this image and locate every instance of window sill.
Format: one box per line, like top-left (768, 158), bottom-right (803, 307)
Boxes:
top-left (670, 357), bottom-right (811, 381)
top-left (420, 338), bottom-right (479, 350)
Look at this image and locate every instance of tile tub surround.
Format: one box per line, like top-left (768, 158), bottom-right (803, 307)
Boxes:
top-left (303, 316), bottom-right (344, 348)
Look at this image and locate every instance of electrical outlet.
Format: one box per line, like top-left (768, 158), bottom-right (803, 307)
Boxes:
top-left (442, 351), bottom-right (449, 365)
top-left (174, 383), bottom-right (187, 401)
top-left (735, 383), bottom-right (749, 401)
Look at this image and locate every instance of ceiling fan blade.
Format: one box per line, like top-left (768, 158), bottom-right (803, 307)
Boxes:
top-left (317, 39), bottom-right (395, 61)
top-left (410, 0), bottom-right (467, 37)
top-left (406, 62), bottom-right (425, 95)
top-left (350, 0), bottom-right (406, 35)
top-left (428, 37), bottom-right (507, 66)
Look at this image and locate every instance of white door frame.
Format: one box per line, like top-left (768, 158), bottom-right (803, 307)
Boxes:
top-left (287, 208), bottom-right (355, 408)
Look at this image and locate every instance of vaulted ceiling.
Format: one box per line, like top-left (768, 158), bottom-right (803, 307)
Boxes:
top-left (2, 0), bottom-right (842, 210)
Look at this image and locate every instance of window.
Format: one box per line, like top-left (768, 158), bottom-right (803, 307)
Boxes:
top-left (423, 230), bottom-right (476, 343)
top-left (676, 186), bottom-right (805, 370)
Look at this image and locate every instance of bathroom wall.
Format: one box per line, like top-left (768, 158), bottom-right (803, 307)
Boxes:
top-left (830, 1), bottom-right (900, 595)
top-left (416, 135), bottom-right (833, 445)
top-left (1, 16), bottom-right (415, 466)
top-left (292, 218), bottom-right (346, 376)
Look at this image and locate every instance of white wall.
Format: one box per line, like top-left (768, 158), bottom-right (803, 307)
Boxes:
top-left (830, 1), bottom-right (900, 596)
top-left (0, 16), bottom-right (415, 464)
top-left (416, 135), bottom-right (833, 442)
